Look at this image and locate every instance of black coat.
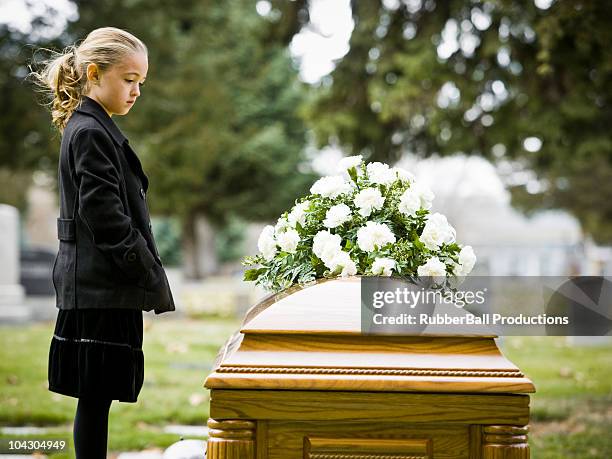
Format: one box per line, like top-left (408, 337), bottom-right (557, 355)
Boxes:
top-left (53, 96), bottom-right (175, 315)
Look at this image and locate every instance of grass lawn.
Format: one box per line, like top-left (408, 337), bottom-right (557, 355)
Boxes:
top-left (1, 318), bottom-right (610, 457)
top-left (0, 316), bottom-right (242, 457)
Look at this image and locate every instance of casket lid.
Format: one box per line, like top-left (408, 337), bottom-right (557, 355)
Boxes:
top-left (205, 277), bottom-right (535, 394)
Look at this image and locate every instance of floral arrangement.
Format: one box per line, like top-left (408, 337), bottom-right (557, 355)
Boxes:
top-left (243, 155), bottom-right (476, 293)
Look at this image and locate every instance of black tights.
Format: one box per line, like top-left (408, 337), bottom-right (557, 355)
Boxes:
top-left (73, 397), bottom-right (113, 459)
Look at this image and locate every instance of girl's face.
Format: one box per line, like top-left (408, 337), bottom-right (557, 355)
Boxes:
top-left (85, 51), bottom-right (148, 117)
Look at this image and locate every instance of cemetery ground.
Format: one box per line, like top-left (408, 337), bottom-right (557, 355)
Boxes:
top-left (0, 318), bottom-right (610, 458)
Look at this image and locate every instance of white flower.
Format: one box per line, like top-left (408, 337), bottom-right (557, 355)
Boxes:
top-left (371, 257), bottom-right (396, 276)
top-left (323, 203), bottom-right (352, 228)
top-left (356, 221), bottom-right (396, 252)
top-left (398, 188), bottom-right (421, 217)
top-left (313, 230), bottom-right (343, 268)
top-left (417, 256), bottom-right (447, 277)
top-left (287, 200), bottom-right (310, 227)
top-left (454, 245), bottom-right (476, 276)
top-left (257, 225), bottom-right (277, 261)
top-left (354, 188), bottom-right (385, 217)
top-left (310, 175), bottom-right (352, 199)
top-left (329, 250), bottom-right (357, 277)
top-left (366, 162), bottom-right (396, 186)
top-left (338, 155), bottom-right (363, 171)
top-left (274, 216), bottom-right (292, 234)
top-left (420, 213), bottom-right (456, 251)
top-left (276, 228), bottom-right (300, 254)
top-left (392, 166), bottom-right (415, 184)
top-left (411, 181), bottom-right (435, 210)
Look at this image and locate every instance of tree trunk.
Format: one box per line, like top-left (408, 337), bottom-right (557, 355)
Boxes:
top-left (181, 212), bottom-right (219, 280)
top-left (181, 213), bottom-right (200, 280)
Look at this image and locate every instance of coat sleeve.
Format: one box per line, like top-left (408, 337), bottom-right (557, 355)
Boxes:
top-left (73, 127), bottom-right (155, 281)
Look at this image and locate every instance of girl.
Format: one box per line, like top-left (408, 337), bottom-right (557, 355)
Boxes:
top-left (31, 27), bottom-right (175, 458)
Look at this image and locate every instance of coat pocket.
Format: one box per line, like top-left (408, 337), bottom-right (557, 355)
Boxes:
top-left (54, 218), bottom-right (77, 308)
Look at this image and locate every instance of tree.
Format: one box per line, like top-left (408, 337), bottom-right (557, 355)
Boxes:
top-left (0, 12), bottom-right (65, 210)
top-left (268, 0), bottom-right (612, 244)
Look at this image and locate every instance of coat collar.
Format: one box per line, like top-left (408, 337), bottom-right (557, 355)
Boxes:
top-left (75, 96), bottom-right (127, 146)
top-left (76, 96), bottom-right (149, 192)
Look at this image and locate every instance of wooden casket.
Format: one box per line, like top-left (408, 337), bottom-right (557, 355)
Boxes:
top-left (204, 277), bottom-right (535, 458)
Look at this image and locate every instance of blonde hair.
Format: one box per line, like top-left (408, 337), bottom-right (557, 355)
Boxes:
top-left (30, 27), bottom-right (147, 132)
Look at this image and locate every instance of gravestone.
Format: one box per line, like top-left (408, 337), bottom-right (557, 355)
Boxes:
top-left (20, 247), bottom-right (56, 295)
top-left (0, 204), bottom-right (27, 321)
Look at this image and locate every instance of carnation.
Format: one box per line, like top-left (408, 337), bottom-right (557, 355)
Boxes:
top-left (392, 167), bottom-right (415, 184)
top-left (329, 250), bottom-right (357, 277)
top-left (371, 257), bottom-right (396, 276)
top-left (274, 216), bottom-right (292, 234)
top-left (287, 200), bottom-right (311, 227)
top-left (420, 213), bottom-right (456, 251)
top-left (323, 203), bottom-right (352, 228)
top-left (454, 245), bottom-right (477, 276)
top-left (257, 225), bottom-right (277, 261)
top-left (276, 228), bottom-right (300, 254)
top-left (366, 162), bottom-right (395, 186)
top-left (398, 189), bottom-right (421, 217)
top-left (313, 230), bottom-right (342, 268)
top-left (411, 181), bottom-right (435, 210)
top-left (310, 175), bottom-right (352, 199)
top-left (354, 188), bottom-right (385, 217)
top-left (357, 221), bottom-right (396, 252)
top-left (338, 155), bottom-right (363, 171)
top-left (417, 256), bottom-right (447, 277)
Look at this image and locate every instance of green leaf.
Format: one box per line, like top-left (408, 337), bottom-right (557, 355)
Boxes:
top-left (244, 268), bottom-right (266, 281)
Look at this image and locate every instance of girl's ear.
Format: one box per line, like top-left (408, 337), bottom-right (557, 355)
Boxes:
top-left (86, 63), bottom-right (100, 84)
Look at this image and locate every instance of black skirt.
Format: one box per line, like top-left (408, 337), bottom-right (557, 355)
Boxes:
top-left (48, 308), bottom-right (144, 403)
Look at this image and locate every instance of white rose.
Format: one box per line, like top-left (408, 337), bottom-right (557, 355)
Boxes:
top-left (371, 257), bottom-right (395, 276)
top-left (420, 213), bottom-right (456, 251)
top-left (287, 200), bottom-right (310, 227)
top-left (276, 228), bottom-right (300, 254)
top-left (323, 203), bottom-right (352, 228)
top-left (411, 181), bottom-right (435, 210)
top-left (310, 175), bottom-right (353, 199)
top-left (354, 188), bottom-right (385, 217)
top-left (257, 225), bottom-right (277, 261)
top-left (356, 221), bottom-right (396, 252)
top-left (329, 250), bottom-right (358, 277)
top-left (454, 245), bottom-right (476, 276)
top-left (398, 188), bottom-right (421, 217)
top-left (366, 162), bottom-right (396, 186)
top-left (417, 256), bottom-right (447, 277)
top-left (338, 155), bottom-right (363, 171)
top-left (392, 166), bottom-right (415, 184)
top-left (313, 230), bottom-right (343, 268)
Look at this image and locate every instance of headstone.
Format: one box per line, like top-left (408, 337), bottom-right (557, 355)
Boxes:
top-left (20, 247), bottom-right (56, 295)
top-left (0, 204), bottom-right (27, 321)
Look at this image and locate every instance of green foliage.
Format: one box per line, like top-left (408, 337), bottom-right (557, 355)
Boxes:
top-left (0, 20), bottom-right (64, 209)
top-left (271, 0), bottom-right (612, 243)
top-left (215, 216), bottom-right (246, 263)
top-left (151, 217), bottom-right (182, 266)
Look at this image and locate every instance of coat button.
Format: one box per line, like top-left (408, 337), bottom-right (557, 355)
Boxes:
top-left (127, 252), bottom-right (137, 262)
